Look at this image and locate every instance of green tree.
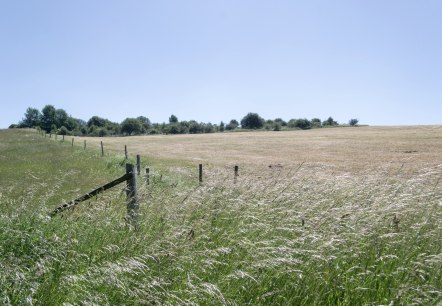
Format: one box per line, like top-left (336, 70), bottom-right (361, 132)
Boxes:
top-left (311, 118), bottom-right (322, 128)
top-left (204, 123), bottom-right (215, 133)
top-left (241, 113), bottom-right (264, 129)
top-left (41, 105), bottom-right (56, 132)
top-left (87, 116), bottom-right (108, 127)
top-left (65, 117), bottom-right (80, 131)
top-left (225, 119), bottom-right (239, 131)
top-left (121, 118), bottom-right (142, 135)
top-left (274, 118), bottom-right (287, 126)
top-left (98, 128), bottom-right (108, 137)
top-left (349, 118), bottom-right (359, 126)
top-left (167, 124), bottom-right (180, 134)
top-left (323, 117), bottom-right (338, 126)
top-left (290, 118), bottom-right (311, 130)
top-left (219, 121), bottom-right (225, 132)
top-left (88, 125), bottom-right (97, 135)
top-left (55, 109), bottom-right (69, 128)
top-left (189, 121), bottom-right (203, 134)
top-left (169, 114), bottom-right (178, 123)
top-left (79, 126), bottom-right (87, 135)
top-left (137, 116), bottom-right (151, 133)
top-left (20, 107), bottom-right (41, 128)
top-left (86, 116), bottom-right (119, 135)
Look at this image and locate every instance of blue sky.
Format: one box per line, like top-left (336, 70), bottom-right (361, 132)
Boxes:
top-left (1, 0), bottom-right (441, 128)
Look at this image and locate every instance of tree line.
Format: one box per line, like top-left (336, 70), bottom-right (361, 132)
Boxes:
top-left (10, 105), bottom-right (358, 136)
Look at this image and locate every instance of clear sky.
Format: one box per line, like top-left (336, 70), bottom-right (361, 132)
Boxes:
top-left (1, 0), bottom-right (441, 128)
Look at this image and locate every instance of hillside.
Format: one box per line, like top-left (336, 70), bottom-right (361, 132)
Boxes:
top-left (0, 128), bottom-right (441, 305)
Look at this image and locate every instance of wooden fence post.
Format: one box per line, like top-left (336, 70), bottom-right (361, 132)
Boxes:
top-left (145, 168), bottom-right (150, 185)
top-left (136, 155), bottom-right (141, 175)
top-left (126, 163), bottom-right (139, 227)
top-left (125, 145), bottom-right (128, 159)
top-left (234, 165), bottom-right (239, 184)
top-left (62, 135), bottom-right (65, 142)
top-left (71, 138), bottom-right (74, 147)
top-left (84, 140), bottom-right (86, 150)
top-left (199, 164), bottom-right (203, 185)
top-left (101, 141), bottom-right (104, 157)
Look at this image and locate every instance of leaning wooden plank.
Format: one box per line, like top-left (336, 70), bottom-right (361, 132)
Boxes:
top-left (50, 172), bottom-right (132, 217)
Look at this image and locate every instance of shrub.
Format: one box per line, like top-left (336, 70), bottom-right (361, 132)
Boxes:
top-left (98, 128), bottom-right (108, 137)
top-left (58, 126), bottom-right (68, 135)
top-left (273, 122), bottom-right (282, 131)
top-left (288, 119), bottom-right (311, 130)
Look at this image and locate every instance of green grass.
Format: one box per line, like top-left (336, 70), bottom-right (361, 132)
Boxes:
top-left (0, 129), bottom-right (441, 305)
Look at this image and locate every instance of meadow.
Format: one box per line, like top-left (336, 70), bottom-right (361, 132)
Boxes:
top-left (0, 126), bottom-right (441, 305)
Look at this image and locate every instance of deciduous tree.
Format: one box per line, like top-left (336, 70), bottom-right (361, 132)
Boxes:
top-left (20, 107), bottom-right (41, 128)
top-left (349, 118), bottom-right (359, 126)
top-left (121, 118), bottom-right (142, 135)
top-left (240, 113), bottom-right (264, 129)
top-left (41, 105), bottom-right (56, 132)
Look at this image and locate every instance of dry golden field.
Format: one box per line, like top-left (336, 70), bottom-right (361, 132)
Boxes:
top-left (75, 125), bottom-right (442, 177)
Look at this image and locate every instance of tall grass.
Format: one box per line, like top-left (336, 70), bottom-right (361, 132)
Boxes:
top-left (0, 129), bottom-right (440, 305)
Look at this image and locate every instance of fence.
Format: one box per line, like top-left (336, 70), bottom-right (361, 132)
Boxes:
top-left (50, 163), bottom-right (139, 225)
top-left (41, 130), bottom-right (240, 224)
top-left (39, 130), bottom-right (240, 186)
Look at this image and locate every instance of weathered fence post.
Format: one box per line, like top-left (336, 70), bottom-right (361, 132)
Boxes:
top-left (84, 140), bottom-right (86, 150)
top-left (125, 145), bottom-right (128, 159)
top-left (234, 165), bottom-right (239, 184)
top-left (71, 138), bottom-right (74, 147)
top-left (126, 163), bottom-right (139, 227)
top-left (199, 164), bottom-right (203, 185)
top-left (101, 141), bottom-right (104, 157)
top-left (145, 167), bottom-right (150, 185)
top-left (62, 135), bottom-right (65, 142)
top-left (136, 155), bottom-right (141, 175)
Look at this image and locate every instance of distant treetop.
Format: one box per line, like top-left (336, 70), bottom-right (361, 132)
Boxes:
top-left (11, 105), bottom-right (356, 136)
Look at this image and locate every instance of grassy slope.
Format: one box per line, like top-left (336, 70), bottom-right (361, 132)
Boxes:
top-left (0, 129), bottom-right (441, 305)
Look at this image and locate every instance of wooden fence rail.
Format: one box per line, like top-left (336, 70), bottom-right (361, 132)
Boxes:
top-left (50, 164), bottom-right (139, 224)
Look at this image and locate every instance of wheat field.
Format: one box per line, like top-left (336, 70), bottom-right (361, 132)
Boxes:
top-left (74, 125), bottom-right (442, 175)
